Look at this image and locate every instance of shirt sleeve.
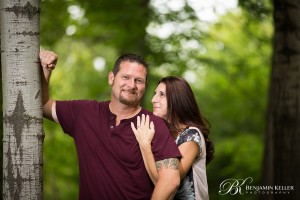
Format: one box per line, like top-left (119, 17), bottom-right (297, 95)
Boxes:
top-left (56, 100), bottom-right (92, 137)
top-left (150, 116), bottom-right (182, 161)
top-left (176, 128), bottom-right (202, 156)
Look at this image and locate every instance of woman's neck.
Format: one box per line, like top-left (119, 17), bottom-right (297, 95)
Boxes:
top-left (171, 123), bottom-right (188, 139)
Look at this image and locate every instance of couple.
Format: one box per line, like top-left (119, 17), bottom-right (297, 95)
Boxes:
top-left (40, 50), bottom-right (214, 200)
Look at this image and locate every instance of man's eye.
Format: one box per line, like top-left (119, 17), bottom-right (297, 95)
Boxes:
top-left (136, 79), bottom-right (145, 84)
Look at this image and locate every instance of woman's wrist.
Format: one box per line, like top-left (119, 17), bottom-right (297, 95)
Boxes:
top-left (140, 143), bottom-right (152, 151)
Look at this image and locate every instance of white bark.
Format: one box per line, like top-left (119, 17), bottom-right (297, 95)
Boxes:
top-left (1, 0), bottom-right (43, 199)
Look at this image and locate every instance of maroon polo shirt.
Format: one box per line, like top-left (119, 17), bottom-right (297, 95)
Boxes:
top-left (56, 100), bottom-right (181, 200)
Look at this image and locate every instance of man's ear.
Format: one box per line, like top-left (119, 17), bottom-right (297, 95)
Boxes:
top-left (108, 71), bottom-right (114, 86)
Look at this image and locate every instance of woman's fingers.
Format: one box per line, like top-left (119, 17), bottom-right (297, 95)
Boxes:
top-left (137, 116), bottom-right (141, 128)
top-left (131, 122), bottom-right (137, 133)
top-left (141, 114), bottom-right (145, 126)
top-left (134, 114), bottom-right (154, 133)
top-left (140, 114), bottom-right (150, 127)
top-left (145, 114), bottom-right (150, 127)
top-left (150, 121), bottom-right (155, 133)
top-left (132, 115), bottom-right (156, 146)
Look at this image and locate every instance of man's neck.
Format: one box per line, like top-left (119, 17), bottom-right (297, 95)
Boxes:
top-left (109, 101), bottom-right (141, 125)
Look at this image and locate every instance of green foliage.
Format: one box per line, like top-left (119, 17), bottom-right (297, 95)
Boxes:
top-left (201, 10), bottom-right (272, 138)
top-left (40, 0), bottom-right (273, 199)
top-left (77, 0), bottom-right (151, 55)
top-left (196, 9), bottom-right (272, 200)
top-left (208, 134), bottom-right (263, 200)
top-left (145, 4), bottom-right (272, 200)
top-left (43, 121), bottom-right (79, 200)
top-left (40, 0), bottom-right (70, 47)
top-left (238, 0), bottom-right (273, 20)
top-left (146, 2), bottom-right (208, 75)
top-left (41, 0), bottom-right (151, 54)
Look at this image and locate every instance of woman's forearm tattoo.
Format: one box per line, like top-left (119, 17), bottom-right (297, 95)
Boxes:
top-left (156, 158), bottom-right (179, 172)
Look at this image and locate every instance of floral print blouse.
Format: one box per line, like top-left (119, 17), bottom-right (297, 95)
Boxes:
top-left (174, 127), bottom-right (209, 200)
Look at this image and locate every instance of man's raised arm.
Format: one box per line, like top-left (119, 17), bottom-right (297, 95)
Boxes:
top-left (40, 50), bottom-right (58, 122)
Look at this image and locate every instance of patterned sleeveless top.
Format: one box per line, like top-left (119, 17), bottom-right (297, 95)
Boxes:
top-left (174, 127), bottom-right (209, 200)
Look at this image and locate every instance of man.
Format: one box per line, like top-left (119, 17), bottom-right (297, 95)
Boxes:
top-left (40, 50), bottom-right (181, 199)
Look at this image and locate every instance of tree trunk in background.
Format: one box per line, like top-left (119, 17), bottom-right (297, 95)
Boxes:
top-left (0, 37), bottom-right (3, 198)
top-left (1, 0), bottom-right (43, 199)
top-left (263, 0), bottom-right (300, 200)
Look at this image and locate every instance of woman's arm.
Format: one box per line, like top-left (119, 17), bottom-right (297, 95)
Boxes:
top-left (131, 114), bottom-right (159, 184)
top-left (139, 143), bottom-right (159, 184)
top-left (131, 115), bottom-right (200, 184)
top-left (177, 141), bottom-right (200, 179)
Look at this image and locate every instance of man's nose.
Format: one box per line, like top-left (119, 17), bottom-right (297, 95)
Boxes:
top-left (127, 79), bottom-right (136, 88)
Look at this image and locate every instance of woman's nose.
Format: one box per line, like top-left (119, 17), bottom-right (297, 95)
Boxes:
top-left (151, 95), bottom-right (158, 103)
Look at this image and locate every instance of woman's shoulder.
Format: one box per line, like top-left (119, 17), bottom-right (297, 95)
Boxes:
top-left (177, 127), bottom-right (201, 143)
top-left (176, 127), bottom-right (204, 157)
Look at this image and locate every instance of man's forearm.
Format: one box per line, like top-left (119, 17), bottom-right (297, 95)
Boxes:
top-left (151, 158), bottom-right (180, 200)
top-left (40, 50), bottom-right (56, 121)
top-left (41, 69), bottom-right (51, 105)
top-left (39, 50), bottom-right (57, 105)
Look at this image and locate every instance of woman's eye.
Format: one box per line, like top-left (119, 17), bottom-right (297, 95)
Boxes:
top-left (160, 92), bottom-right (166, 97)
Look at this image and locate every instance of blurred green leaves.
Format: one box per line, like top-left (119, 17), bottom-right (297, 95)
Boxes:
top-left (40, 0), bottom-right (273, 199)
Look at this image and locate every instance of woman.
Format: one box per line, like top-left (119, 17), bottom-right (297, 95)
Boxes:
top-left (131, 76), bottom-right (214, 200)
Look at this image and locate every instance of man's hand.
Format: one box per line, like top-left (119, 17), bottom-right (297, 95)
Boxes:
top-left (40, 50), bottom-right (58, 122)
top-left (40, 50), bottom-right (58, 83)
top-left (40, 50), bottom-right (57, 70)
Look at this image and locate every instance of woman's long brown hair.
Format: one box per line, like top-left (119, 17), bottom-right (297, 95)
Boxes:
top-left (159, 76), bottom-right (214, 164)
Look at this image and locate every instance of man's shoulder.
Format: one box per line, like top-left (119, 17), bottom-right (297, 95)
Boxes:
top-left (57, 100), bottom-right (109, 111)
top-left (140, 109), bottom-right (169, 135)
top-left (57, 99), bottom-right (108, 104)
top-left (140, 109), bottom-right (165, 122)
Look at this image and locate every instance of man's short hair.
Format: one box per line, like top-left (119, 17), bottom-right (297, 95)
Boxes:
top-left (112, 54), bottom-right (148, 75)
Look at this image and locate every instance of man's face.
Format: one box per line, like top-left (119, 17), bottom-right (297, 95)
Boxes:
top-left (109, 61), bottom-right (147, 107)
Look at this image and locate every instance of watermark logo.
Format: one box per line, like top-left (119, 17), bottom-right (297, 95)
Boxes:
top-left (219, 177), bottom-right (294, 196)
top-left (219, 177), bottom-right (253, 195)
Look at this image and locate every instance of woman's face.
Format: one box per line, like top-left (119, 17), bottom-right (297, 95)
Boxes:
top-left (151, 83), bottom-right (168, 119)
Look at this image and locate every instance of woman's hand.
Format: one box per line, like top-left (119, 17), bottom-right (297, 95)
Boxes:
top-left (131, 114), bottom-right (155, 148)
top-left (131, 114), bottom-right (158, 185)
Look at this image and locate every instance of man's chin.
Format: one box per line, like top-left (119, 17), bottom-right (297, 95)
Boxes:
top-left (120, 98), bottom-right (139, 107)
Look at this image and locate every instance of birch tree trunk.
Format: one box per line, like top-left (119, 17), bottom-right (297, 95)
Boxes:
top-left (263, 0), bottom-right (300, 200)
top-left (0, 37), bottom-right (3, 198)
top-left (0, 0), bottom-right (43, 199)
